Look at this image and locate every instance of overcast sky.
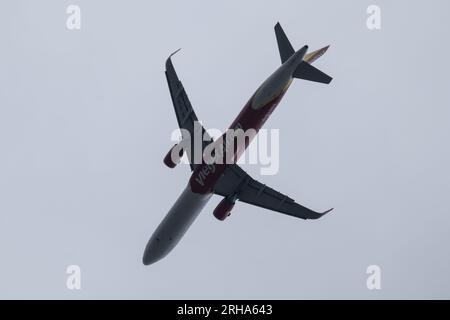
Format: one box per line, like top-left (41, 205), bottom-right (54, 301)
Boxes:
top-left (1, 0), bottom-right (450, 299)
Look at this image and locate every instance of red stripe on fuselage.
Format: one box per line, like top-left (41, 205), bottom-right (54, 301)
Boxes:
top-left (189, 89), bottom-right (288, 195)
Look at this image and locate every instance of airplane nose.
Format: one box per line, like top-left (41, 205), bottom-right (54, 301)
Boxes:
top-left (142, 238), bottom-right (165, 265)
top-left (142, 250), bottom-right (159, 266)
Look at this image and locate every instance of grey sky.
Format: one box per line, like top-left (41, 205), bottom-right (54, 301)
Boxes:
top-left (1, 0), bottom-right (450, 299)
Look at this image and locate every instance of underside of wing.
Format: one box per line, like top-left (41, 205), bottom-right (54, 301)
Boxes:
top-left (165, 50), bottom-right (213, 170)
top-left (214, 165), bottom-right (332, 220)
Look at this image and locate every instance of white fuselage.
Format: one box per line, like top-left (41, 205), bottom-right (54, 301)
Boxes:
top-left (143, 185), bottom-right (211, 265)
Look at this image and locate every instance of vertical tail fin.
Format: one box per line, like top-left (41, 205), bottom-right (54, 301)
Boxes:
top-left (274, 22), bottom-right (295, 64)
top-left (303, 45), bottom-right (330, 64)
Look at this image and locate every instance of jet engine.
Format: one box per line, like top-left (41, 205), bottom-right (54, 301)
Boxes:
top-left (213, 197), bottom-right (236, 221)
top-left (163, 144), bottom-right (184, 168)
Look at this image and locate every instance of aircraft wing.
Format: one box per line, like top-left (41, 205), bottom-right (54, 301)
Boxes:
top-left (213, 165), bottom-right (333, 220)
top-left (165, 50), bottom-right (213, 170)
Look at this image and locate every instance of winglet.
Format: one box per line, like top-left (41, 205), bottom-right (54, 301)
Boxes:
top-left (165, 48), bottom-right (181, 70)
top-left (309, 207), bottom-right (333, 220)
top-left (169, 48), bottom-right (181, 58)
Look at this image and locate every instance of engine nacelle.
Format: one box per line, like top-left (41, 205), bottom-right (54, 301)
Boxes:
top-left (163, 144), bottom-right (184, 168)
top-left (213, 197), bottom-right (236, 221)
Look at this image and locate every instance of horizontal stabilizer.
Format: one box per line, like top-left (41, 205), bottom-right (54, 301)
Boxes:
top-left (275, 22), bottom-right (295, 64)
top-left (293, 61), bottom-right (333, 84)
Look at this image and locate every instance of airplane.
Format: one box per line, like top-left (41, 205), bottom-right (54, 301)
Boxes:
top-left (143, 22), bottom-right (333, 265)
